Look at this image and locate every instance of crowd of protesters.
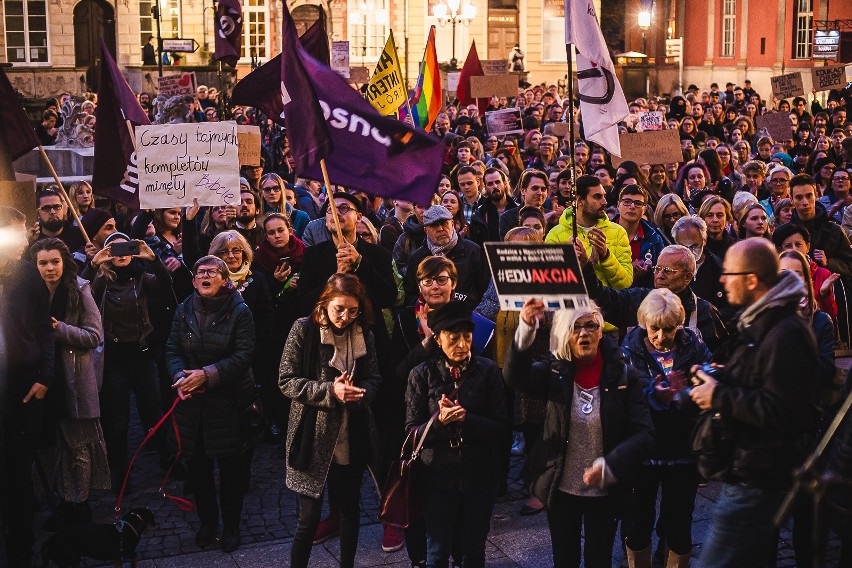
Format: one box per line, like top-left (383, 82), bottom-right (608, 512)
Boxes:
top-left (2, 75), bottom-right (852, 568)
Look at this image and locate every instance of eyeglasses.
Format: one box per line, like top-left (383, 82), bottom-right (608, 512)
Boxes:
top-left (261, 186), bottom-right (281, 192)
top-left (327, 203), bottom-right (356, 216)
top-left (329, 305), bottom-right (361, 318)
top-left (683, 244), bottom-right (703, 254)
top-left (573, 322), bottom-right (601, 333)
top-left (662, 212), bottom-right (684, 221)
top-left (620, 198), bottom-right (646, 208)
top-left (420, 276), bottom-right (452, 287)
top-left (216, 248), bottom-right (243, 257)
top-left (195, 269), bottom-right (220, 278)
top-left (356, 231), bottom-right (373, 240)
top-left (39, 204), bottom-right (62, 212)
top-left (769, 178), bottom-right (790, 184)
top-left (652, 265), bottom-right (685, 275)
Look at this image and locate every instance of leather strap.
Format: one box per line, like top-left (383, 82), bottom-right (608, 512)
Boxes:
top-left (409, 383), bottom-right (462, 462)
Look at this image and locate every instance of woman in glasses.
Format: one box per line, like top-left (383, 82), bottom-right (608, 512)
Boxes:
top-left (619, 289), bottom-right (711, 567)
top-left (279, 274), bottom-right (381, 568)
top-left (504, 299), bottom-right (653, 568)
top-left (653, 194), bottom-right (689, 245)
top-left (166, 256), bottom-right (258, 552)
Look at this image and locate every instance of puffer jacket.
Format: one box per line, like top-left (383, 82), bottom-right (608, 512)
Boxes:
top-left (503, 336), bottom-right (654, 509)
top-left (166, 288), bottom-right (257, 460)
top-left (279, 317), bottom-right (381, 499)
top-left (621, 326), bottom-right (711, 460)
top-left (545, 207), bottom-right (633, 289)
top-left (54, 277), bottom-right (104, 419)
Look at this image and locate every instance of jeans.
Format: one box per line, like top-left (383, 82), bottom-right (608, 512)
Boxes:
top-left (291, 463), bottom-right (364, 568)
top-left (421, 469), bottom-right (499, 568)
top-left (696, 483), bottom-right (787, 568)
top-left (189, 432), bottom-right (253, 530)
top-left (546, 491), bottom-right (617, 568)
top-left (100, 342), bottom-right (164, 487)
top-left (623, 463), bottom-right (699, 554)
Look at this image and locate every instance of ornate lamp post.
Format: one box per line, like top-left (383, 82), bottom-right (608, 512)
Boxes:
top-left (432, 0), bottom-right (477, 69)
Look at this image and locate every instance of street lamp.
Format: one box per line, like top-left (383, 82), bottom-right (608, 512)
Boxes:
top-left (638, 10), bottom-right (651, 55)
top-left (432, 0), bottom-right (477, 69)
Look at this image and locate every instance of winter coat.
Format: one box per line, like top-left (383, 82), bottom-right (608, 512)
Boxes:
top-left (546, 207), bottom-right (634, 290)
top-left (620, 326), bottom-right (711, 460)
top-left (392, 216), bottom-right (426, 277)
top-left (279, 317), bottom-right (382, 498)
top-left (54, 277), bottom-right (104, 419)
top-left (405, 355), bottom-right (508, 483)
top-left (295, 186), bottom-right (322, 220)
top-left (166, 288), bottom-right (257, 460)
top-left (503, 336), bottom-right (654, 509)
top-left (404, 238), bottom-right (491, 308)
top-left (792, 202), bottom-right (852, 279)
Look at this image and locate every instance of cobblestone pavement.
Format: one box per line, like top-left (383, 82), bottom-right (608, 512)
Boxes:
top-left (4, 403), bottom-right (844, 567)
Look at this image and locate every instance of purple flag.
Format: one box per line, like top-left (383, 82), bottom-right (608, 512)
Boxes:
top-left (231, 24), bottom-right (444, 205)
top-left (0, 67), bottom-right (39, 161)
top-left (214, 0), bottom-right (243, 67)
top-left (299, 17), bottom-right (330, 66)
top-left (92, 40), bottom-right (151, 209)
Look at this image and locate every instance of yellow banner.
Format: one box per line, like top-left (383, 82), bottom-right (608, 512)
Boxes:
top-left (366, 31), bottom-right (406, 115)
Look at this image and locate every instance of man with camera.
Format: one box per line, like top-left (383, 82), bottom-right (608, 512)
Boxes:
top-left (689, 238), bottom-right (819, 567)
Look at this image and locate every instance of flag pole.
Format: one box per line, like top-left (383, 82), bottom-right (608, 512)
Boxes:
top-left (37, 145), bottom-right (91, 244)
top-left (565, 42), bottom-right (578, 241)
top-left (319, 158), bottom-right (345, 244)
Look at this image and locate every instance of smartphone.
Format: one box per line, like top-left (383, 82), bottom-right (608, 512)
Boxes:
top-left (278, 256), bottom-right (290, 269)
top-left (110, 241), bottom-right (140, 257)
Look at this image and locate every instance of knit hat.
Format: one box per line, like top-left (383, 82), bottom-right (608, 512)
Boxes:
top-left (81, 208), bottom-right (112, 238)
top-left (103, 231), bottom-right (131, 247)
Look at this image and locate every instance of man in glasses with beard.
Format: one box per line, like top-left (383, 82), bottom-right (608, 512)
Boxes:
top-left (27, 189), bottom-right (84, 254)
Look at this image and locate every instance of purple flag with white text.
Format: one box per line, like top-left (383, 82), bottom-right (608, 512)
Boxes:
top-left (214, 0), bottom-right (243, 68)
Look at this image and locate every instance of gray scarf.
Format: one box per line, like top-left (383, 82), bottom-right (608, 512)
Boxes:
top-left (427, 229), bottom-right (459, 256)
top-left (737, 270), bottom-right (804, 332)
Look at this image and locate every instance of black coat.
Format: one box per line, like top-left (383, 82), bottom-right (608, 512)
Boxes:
top-left (166, 289), bottom-right (257, 460)
top-left (503, 337), bottom-right (654, 509)
top-left (793, 202), bottom-right (852, 279)
top-left (404, 238), bottom-right (490, 308)
top-left (694, 251), bottom-right (736, 323)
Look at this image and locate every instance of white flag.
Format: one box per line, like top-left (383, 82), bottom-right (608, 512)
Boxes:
top-left (565, 0), bottom-right (629, 156)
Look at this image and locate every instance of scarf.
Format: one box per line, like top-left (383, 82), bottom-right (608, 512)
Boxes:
top-left (192, 288), bottom-right (231, 331)
top-left (228, 262), bottom-right (252, 292)
top-left (320, 323), bottom-right (367, 374)
top-left (254, 236), bottom-right (306, 275)
top-left (427, 228), bottom-right (459, 257)
top-left (737, 270), bottom-right (804, 332)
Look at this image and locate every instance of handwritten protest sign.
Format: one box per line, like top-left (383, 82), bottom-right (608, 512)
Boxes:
top-left (485, 108), bottom-right (524, 136)
top-left (811, 65), bottom-right (848, 92)
top-left (637, 111), bottom-right (664, 131)
top-left (770, 72), bottom-right (805, 99)
top-left (136, 122), bottom-right (241, 209)
top-left (331, 42), bottom-right (350, 79)
top-left (236, 125), bottom-right (261, 166)
top-left (755, 112), bottom-right (794, 143)
top-left (446, 72), bottom-right (461, 93)
top-left (544, 122), bottom-right (571, 138)
top-left (481, 59), bottom-right (509, 75)
top-left (158, 72), bottom-right (197, 97)
top-left (484, 243), bottom-right (590, 311)
top-left (470, 75), bottom-right (519, 98)
top-left (612, 130), bottom-right (682, 166)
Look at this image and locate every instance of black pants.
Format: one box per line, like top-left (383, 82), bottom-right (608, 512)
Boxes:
top-left (291, 463), bottom-right (364, 568)
top-left (404, 506), bottom-right (465, 566)
top-left (188, 434), bottom-right (253, 530)
top-left (0, 398), bottom-right (43, 568)
top-left (546, 492), bottom-right (617, 568)
top-left (623, 463), bottom-right (698, 554)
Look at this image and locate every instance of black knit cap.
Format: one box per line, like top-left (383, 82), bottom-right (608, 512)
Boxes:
top-left (427, 301), bottom-right (475, 334)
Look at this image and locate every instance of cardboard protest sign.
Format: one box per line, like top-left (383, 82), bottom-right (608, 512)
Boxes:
top-left (485, 108), bottom-right (524, 136)
top-left (236, 125), bottom-right (261, 166)
top-left (484, 243), bottom-right (590, 311)
top-left (331, 42), bottom-right (350, 79)
top-left (755, 112), bottom-right (794, 143)
top-left (481, 59), bottom-right (509, 75)
top-left (544, 122), bottom-right (571, 138)
top-left (157, 72), bottom-right (197, 97)
top-left (811, 65), bottom-right (848, 92)
top-left (135, 121), bottom-right (241, 209)
top-left (446, 72), bottom-right (461, 94)
top-left (348, 66), bottom-right (370, 84)
top-left (612, 130), bottom-right (682, 166)
top-left (637, 111), bottom-right (664, 131)
top-left (470, 75), bottom-right (519, 99)
top-left (770, 72), bottom-right (804, 99)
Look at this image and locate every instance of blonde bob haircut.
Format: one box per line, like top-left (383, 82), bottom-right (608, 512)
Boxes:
top-left (209, 230), bottom-right (254, 265)
top-left (636, 288), bottom-right (686, 330)
top-left (549, 301), bottom-right (605, 361)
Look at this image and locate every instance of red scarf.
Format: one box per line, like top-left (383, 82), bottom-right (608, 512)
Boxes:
top-left (574, 350), bottom-right (603, 390)
top-left (254, 236), bottom-right (306, 275)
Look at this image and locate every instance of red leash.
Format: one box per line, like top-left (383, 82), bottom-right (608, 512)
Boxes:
top-left (114, 396), bottom-right (194, 521)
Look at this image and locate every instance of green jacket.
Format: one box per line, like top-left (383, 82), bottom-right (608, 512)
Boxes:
top-left (545, 208), bottom-right (634, 290)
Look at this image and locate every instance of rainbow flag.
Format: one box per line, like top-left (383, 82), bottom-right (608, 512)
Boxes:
top-left (403, 26), bottom-right (441, 130)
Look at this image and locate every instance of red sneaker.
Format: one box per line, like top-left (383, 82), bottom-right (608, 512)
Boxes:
top-left (312, 515), bottom-right (340, 545)
top-left (382, 523), bottom-right (405, 553)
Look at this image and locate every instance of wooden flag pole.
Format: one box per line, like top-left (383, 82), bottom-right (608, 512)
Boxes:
top-left (319, 158), bottom-right (345, 244)
top-left (565, 43), bottom-right (578, 242)
top-left (404, 96), bottom-right (415, 127)
top-left (37, 144), bottom-right (91, 244)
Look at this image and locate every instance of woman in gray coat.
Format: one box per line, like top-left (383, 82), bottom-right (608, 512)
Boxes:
top-left (31, 238), bottom-right (109, 526)
top-left (279, 273), bottom-right (381, 568)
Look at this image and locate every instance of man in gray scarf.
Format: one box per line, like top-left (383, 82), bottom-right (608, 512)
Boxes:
top-left (690, 238), bottom-right (819, 568)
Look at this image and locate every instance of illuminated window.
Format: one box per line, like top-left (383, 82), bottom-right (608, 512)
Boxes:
top-left (349, 0), bottom-right (389, 63)
top-left (721, 0), bottom-right (735, 57)
top-left (140, 0), bottom-right (181, 50)
top-left (4, 0), bottom-right (49, 64)
top-left (241, 0), bottom-right (270, 62)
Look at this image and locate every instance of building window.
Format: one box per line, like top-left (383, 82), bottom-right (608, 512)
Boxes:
top-left (140, 1), bottom-right (181, 49)
top-left (541, 0), bottom-right (564, 63)
top-left (721, 0), bottom-right (735, 57)
top-left (242, 0), bottom-right (270, 62)
top-left (793, 0), bottom-right (813, 59)
top-left (349, 0), bottom-right (389, 64)
top-left (4, 0), bottom-right (49, 64)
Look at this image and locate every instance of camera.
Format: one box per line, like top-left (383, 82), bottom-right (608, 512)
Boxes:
top-left (677, 364), bottom-right (721, 403)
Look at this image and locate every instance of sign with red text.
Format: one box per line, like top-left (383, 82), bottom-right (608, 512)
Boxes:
top-left (157, 72), bottom-right (197, 97)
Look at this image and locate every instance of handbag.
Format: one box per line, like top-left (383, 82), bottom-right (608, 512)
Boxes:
top-left (691, 409), bottom-right (736, 480)
top-left (240, 386), bottom-right (267, 446)
top-left (379, 383), bottom-right (461, 528)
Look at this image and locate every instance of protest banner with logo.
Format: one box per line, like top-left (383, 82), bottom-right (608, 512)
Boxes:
top-left (158, 72), bottom-right (197, 97)
top-left (135, 121), bottom-right (241, 209)
top-left (485, 108), bottom-right (524, 136)
top-left (484, 243), bottom-right (590, 311)
top-left (612, 130), bottom-right (682, 166)
top-left (811, 64), bottom-right (848, 92)
top-left (236, 125), bottom-right (262, 166)
top-left (365, 31), bottom-right (406, 115)
top-left (637, 111), bottom-right (664, 131)
top-left (331, 41), bottom-right (350, 79)
top-left (770, 72), bottom-right (805, 99)
top-left (755, 112), bottom-right (794, 143)
top-left (470, 75), bottom-right (519, 98)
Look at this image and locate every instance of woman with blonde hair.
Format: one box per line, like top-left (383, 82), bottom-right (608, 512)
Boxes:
top-left (653, 194), bottom-right (689, 245)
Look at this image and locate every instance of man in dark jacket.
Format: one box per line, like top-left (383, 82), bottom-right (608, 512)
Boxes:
top-left (498, 169), bottom-right (547, 239)
top-left (790, 173), bottom-right (852, 279)
top-left (690, 238), bottom-right (819, 568)
top-left (27, 189), bottom-right (84, 254)
top-left (392, 204), bottom-right (426, 277)
top-left (0, 207), bottom-right (55, 568)
top-left (404, 205), bottom-right (491, 308)
top-left (458, 167), bottom-right (500, 246)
